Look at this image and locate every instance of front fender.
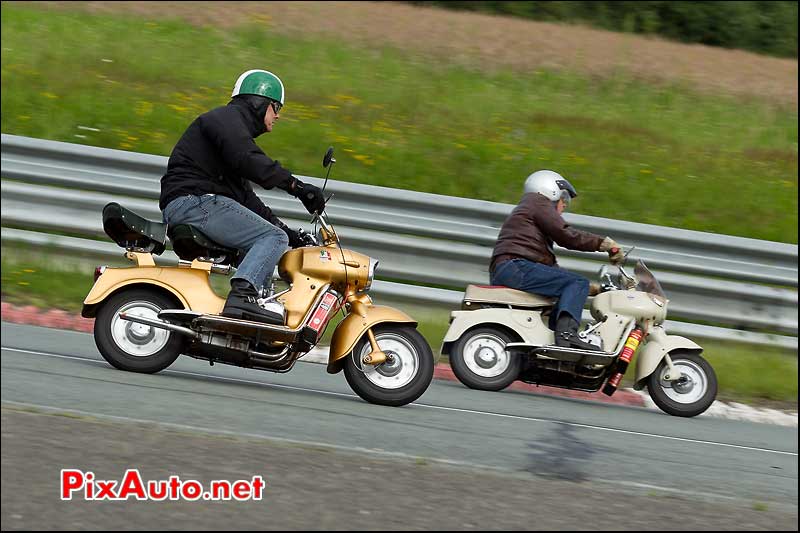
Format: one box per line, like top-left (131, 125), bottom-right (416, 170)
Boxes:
top-left (633, 326), bottom-right (703, 389)
top-left (326, 304), bottom-right (416, 374)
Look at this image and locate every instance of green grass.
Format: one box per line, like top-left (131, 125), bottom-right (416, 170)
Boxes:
top-left (1, 4), bottom-right (797, 243)
top-left (1, 252), bottom-right (96, 314)
top-left (2, 250), bottom-right (796, 407)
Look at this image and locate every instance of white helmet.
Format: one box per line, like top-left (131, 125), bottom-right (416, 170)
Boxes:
top-left (523, 170), bottom-right (577, 206)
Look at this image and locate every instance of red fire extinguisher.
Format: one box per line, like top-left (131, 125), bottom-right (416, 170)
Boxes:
top-left (602, 328), bottom-right (644, 396)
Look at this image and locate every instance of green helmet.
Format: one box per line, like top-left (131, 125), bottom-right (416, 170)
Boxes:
top-left (231, 69), bottom-right (285, 104)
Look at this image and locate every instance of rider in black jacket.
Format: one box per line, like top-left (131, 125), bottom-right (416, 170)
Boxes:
top-left (160, 69), bottom-right (325, 324)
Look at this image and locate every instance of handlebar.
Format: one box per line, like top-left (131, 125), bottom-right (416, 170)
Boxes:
top-left (312, 211), bottom-right (339, 246)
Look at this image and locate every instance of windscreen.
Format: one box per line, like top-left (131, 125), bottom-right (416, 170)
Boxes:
top-left (634, 260), bottom-right (666, 298)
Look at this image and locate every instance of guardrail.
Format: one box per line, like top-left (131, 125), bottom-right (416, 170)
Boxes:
top-left (2, 134), bottom-right (797, 350)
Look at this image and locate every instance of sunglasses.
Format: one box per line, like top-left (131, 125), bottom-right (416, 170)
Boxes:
top-left (269, 100), bottom-right (283, 114)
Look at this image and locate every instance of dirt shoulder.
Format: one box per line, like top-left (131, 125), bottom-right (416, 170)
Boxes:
top-left (22, 0), bottom-right (799, 106)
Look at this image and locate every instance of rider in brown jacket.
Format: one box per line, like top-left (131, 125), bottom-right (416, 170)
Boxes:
top-left (490, 170), bottom-right (624, 351)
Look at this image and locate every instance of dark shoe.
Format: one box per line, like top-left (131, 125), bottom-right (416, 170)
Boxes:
top-left (222, 279), bottom-right (283, 325)
top-left (554, 314), bottom-right (600, 351)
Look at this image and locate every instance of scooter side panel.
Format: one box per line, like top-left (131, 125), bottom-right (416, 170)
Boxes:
top-left (441, 308), bottom-right (553, 354)
top-left (327, 305), bottom-right (417, 371)
top-left (82, 266), bottom-right (225, 316)
top-left (633, 326), bottom-right (703, 389)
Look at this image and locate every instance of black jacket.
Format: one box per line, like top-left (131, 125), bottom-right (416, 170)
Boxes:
top-left (159, 96), bottom-right (294, 230)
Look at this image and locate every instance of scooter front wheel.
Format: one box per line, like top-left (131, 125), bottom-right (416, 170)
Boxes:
top-left (94, 288), bottom-right (186, 374)
top-left (344, 324), bottom-right (434, 407)
top-left (450, 327), bottom-right (520, 391)
top-left (647, 350), bottom-right (717, 417)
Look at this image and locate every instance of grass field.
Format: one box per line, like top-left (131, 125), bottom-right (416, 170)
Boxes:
top-left (1, 3), bottom-right (797, 243)
top-left (2, 250), bottom-right (796, 408)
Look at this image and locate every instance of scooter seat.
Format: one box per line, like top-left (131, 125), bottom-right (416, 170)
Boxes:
top-left (102, 202), bottom-right (167, 255)
top-left (167, 224), bottom-right (241, 266)
top-left (464, 284), bottom-right (556, 308)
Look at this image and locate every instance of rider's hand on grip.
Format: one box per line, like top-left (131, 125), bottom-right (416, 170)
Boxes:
top-left (600, 236), bottom-right (624, 265)
top-left (293, 179), bottom-right (326, 215)
top-left (285, 228), bottom-right (304, 249)
top-left (286, 228), bottom-right (318, 248)
top-left (608, 247), bottom-right (624, 265)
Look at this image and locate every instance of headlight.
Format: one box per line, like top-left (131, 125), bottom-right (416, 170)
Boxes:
top-left (649, 294), bottom-right (667, 307)
top-left (364, 258), bottom-right (379, 291)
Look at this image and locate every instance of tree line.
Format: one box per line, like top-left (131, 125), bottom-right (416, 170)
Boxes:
top-left (405, 1), bottom-right (798, 58)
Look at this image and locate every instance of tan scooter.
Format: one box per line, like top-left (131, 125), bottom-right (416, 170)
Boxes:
top-left (441, 257), bottom-right (718, 417)
top-left (82, 148), bottom-right (434, 407)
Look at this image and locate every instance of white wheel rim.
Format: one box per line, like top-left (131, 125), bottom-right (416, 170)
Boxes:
top-left (356, 333), bottom-right (419, 390)
top-left (462, 333), bottom-right (510, 378)
top-left (110, 300), bottom-right (171, 357)
top-left (658, 359), bottom-right (708, 404)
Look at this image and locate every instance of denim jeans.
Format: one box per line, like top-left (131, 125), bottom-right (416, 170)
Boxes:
top-left (162, 194), bottom-right (289, 291)
top-left (490, 258), bottom-right (590, 330)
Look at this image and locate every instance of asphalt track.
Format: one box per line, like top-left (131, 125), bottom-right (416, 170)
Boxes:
top-left (1, 322), bottom-right (797, 530)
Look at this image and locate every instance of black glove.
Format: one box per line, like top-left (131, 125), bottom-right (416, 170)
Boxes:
top-left (293, 178), bottom-right (326, 215)
top-left (284, 227), bottom-right (304, 249)
top-left (284, 227), bottom-right (317, 249)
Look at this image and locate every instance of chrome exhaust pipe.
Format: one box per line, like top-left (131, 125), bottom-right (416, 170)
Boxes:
top-left (118, 312), bottom-right (200, 339)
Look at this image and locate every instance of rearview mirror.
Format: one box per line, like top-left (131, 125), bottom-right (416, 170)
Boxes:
top-left (323, 147), bottom-right (335, 168)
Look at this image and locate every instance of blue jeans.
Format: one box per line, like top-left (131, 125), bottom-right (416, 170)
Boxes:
top-left (490, 258), bottom-right (590, 330)
top-left (162, 194), bottom-right (289, 290)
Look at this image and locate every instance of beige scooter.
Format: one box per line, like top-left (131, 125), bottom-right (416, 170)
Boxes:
top-left (82, 148), bottom-right (434, 407)
top-left (441, 258), bottom-right (717, 417)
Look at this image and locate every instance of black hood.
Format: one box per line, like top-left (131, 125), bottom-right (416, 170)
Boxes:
top-left (228, 94), bottom-right (270, 138)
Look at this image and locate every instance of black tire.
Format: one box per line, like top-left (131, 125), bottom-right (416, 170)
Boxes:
top-left (94, 288), bottom-right (186, 374)
top-left (647, 350), bottom-right (717, 417)
top-left (344, 324), bottom-right (434, 407)
top-left (449, 327), bottom-right (520, 391)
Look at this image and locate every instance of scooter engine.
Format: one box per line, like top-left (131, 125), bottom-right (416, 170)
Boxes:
top-left (186, 331), bottom-right (255, 366)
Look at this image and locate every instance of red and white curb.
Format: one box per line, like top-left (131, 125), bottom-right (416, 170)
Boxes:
top-left (629, 389), bottom-right (797, 427)
top-left (2, 302), bottom-right (795, 426)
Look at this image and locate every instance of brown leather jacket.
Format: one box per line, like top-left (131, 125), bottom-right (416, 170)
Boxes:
top-left (491, 193), bottom-right (604, 271)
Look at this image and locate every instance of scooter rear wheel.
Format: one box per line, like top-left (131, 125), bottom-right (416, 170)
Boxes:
top-left (450, 327), bottom-right (520, 391)
top-left (94, 288), bottom-right (186, 374)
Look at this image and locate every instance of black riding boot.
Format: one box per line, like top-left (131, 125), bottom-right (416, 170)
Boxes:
top-left (222, 279), bottom-right (283, 325)
top-left (554, 314), bottom-right (600, 351)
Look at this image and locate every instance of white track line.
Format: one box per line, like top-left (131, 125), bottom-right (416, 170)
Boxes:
top-left (2, 345), bottom-right (797, 457)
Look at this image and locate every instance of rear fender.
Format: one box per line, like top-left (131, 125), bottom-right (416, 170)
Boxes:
top-left (81, 265), bottom-right (224, 317)
top-left (633, 326), bottom-right (703, 389)
top-left (440, 308), bottom-right (552, 355)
